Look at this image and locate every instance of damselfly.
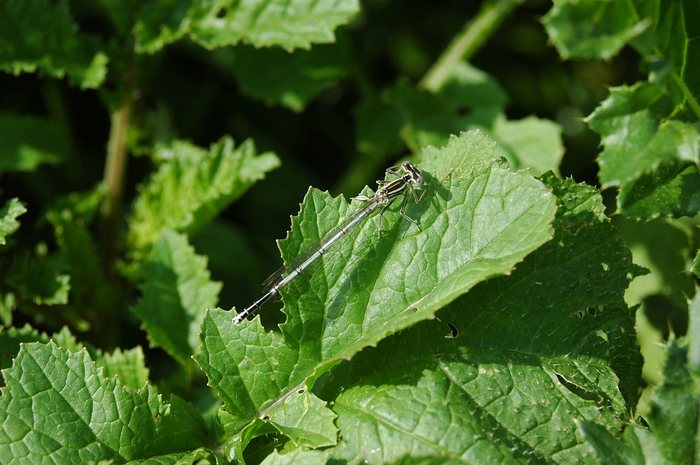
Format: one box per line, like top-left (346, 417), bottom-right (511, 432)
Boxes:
top-left (233, 161), bottom-right (425, 324)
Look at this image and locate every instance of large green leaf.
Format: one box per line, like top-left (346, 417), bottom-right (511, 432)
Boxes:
top-left (319, 175), bottom-right (641, 464)
top-left (0, 341), bottom-right (207, 464)
top-left (0, 198), bottom-right (26, 245)
top-left (128, 136), bottom-right (279, 253)
top-left (135, 0), bottom-right (360, 53)
top-left (0, 0), bottom-right (107, 87)
top-left (226, 42), bottom-right (350, 112)
top-left (0, 114), bottom-right (69, 173)
top-left (195, 131), bottom-right (557, 450)
top-left (133, 231), bottom-right (221, 365)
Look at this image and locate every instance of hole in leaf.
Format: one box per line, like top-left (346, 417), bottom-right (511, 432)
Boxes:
top-left (554, 373), bottom-right (602, 402)
top-left (587, 307), bottom-right (597, 316)
top-left (297, 389), bottom-right (305, 394)
top-left (446, 322), bottom-right (460, 338)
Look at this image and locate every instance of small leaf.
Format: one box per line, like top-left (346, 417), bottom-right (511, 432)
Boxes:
top-left (260, 449), bottom-right (330, 465)
top-left (133, 231), bottom-right (221, 365)
top-left (0, 0), bottom-right (107, 88)
top-left (491, 115), bottom-right (564, 176)
top-left (0, 341), bottom-right (207, 463)
top-left (196, 131), bottom-right (557, 448)
top-left (128, 136), bottom-right (279, 253)
top-left (692, 250), bottom-right (700, 279)
top-left (0, 198), bottom-right (26, 245)
top-left (0, 114), bottom-right (69, 173)
top-left (266, 390), bottom-right (337, 448)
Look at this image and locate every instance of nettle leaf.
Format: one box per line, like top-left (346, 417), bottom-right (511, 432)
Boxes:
top-left (128, 136), bottom-right (279, 253)
top-left (227, 42), bottom-right (350, 112)
top-left (586, 82), bottom-right (700, 218)
top-left (692, 251), bottom-right (700, 278)
top-left (543, 0), bottom-right (700, 103)
top-left (0, 114), bottom-right (69, 173)
top-left (0, 0), bottom-right (107, 88)
top-left (196, 131), bottom-right (557, 449)
top-left (356, 63), bottom-right (563, 175)
top-left (0, 341), bottom-right (208, 463)
top-left (133, 231), bottom-right (221, 365)
top-left (0, 198), bottom-right (26, 245)
top-left (99, 347), bottom-right (150, 391)
top-left (542, 0), bottom-right (649, 60)
top-left (135, 0), bottom-right (360, 53)
top-left (320, 175), bottom-right (641, 464)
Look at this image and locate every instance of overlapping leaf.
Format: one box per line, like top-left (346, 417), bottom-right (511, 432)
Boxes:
top-left (357, 63), bottom-right (563, 175)
top-left (133, 231), bottom-right (221, 365)
top-left (0, 0), bottom-right (107, 87)
top-left (316, 175), bottom-right (641, 464)
top-left (0, 342), bottom-right (207, 464)
top-left (0, 114), bottom-right (69, 173)
top-left (227, 43), bottom-right (350, 112)
top-left (0, 198), bottom-right (26, 245)
top-left (128, 136), bottom-right (279, 253)
top-left (196, 131), bottom-right (557, 450)
top-left (581, 295), bottom-right (699, 465)
top-left (135, 0), bottom-right (360, 53)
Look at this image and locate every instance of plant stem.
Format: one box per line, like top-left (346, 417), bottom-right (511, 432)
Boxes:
top-left (99, 99), bottom-right (131, 272)
top-left (420, 0), bottom-right (523, 92)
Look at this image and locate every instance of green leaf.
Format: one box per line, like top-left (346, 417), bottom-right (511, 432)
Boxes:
top-left (135, 0), bottom-right (360, 53)
top-left (0, 341), bottom-right (207, 463)
top-left (0, 114), bottom-right (69, 173)
top-left (491, 115), bottom-right (565, 176)
top-left (260, 449), bottom-right (330, 465)
top-left (542, 0), bottom-right (649, 60)
top-left (320, 176), bottom-right (640, 464)
top-left (0, 198), bottom-right (26, 245)
top-left (98, 346), bottom-right (150, 390)
top-left (581, 338), bottom-right (699, 465)
top-left (227, 43), bottom-right (350, 112)
top-left (133, 231), bottom-right (221, 365)
top-left (692, 251), bottom-right (700, 279)
top-left (356, 64), bottom-right (563, 175)
top-left (543, 0), bottom-right (700, 115)
top-left (587, 83), bottom-right (699, 188)
top-left (195, 131), bottom-right (557, 447)
top-left (6, 251), bottom-right (70, 306)
top-left (266, 389), bottom-right (337, 448)
top-left (0, 0), bottom-right (107, 88)
top-left (128, 136), bottom-right (279, 253)
top-left (617, 162), bottom-right (700, 220)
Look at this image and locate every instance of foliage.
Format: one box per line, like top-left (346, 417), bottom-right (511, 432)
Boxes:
top-left (0, 1), bottom-right (697, 464)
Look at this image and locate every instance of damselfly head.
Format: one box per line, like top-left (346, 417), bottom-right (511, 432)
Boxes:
top-left (402, 161), bottom-right (424, 189)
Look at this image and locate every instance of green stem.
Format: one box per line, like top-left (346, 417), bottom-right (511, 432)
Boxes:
top-left (670, 72), bottom-right (700, 119)
top-left (99, 99), bottom-right (131, 272)
top-left (420, 0), bottom-right (523, 92)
